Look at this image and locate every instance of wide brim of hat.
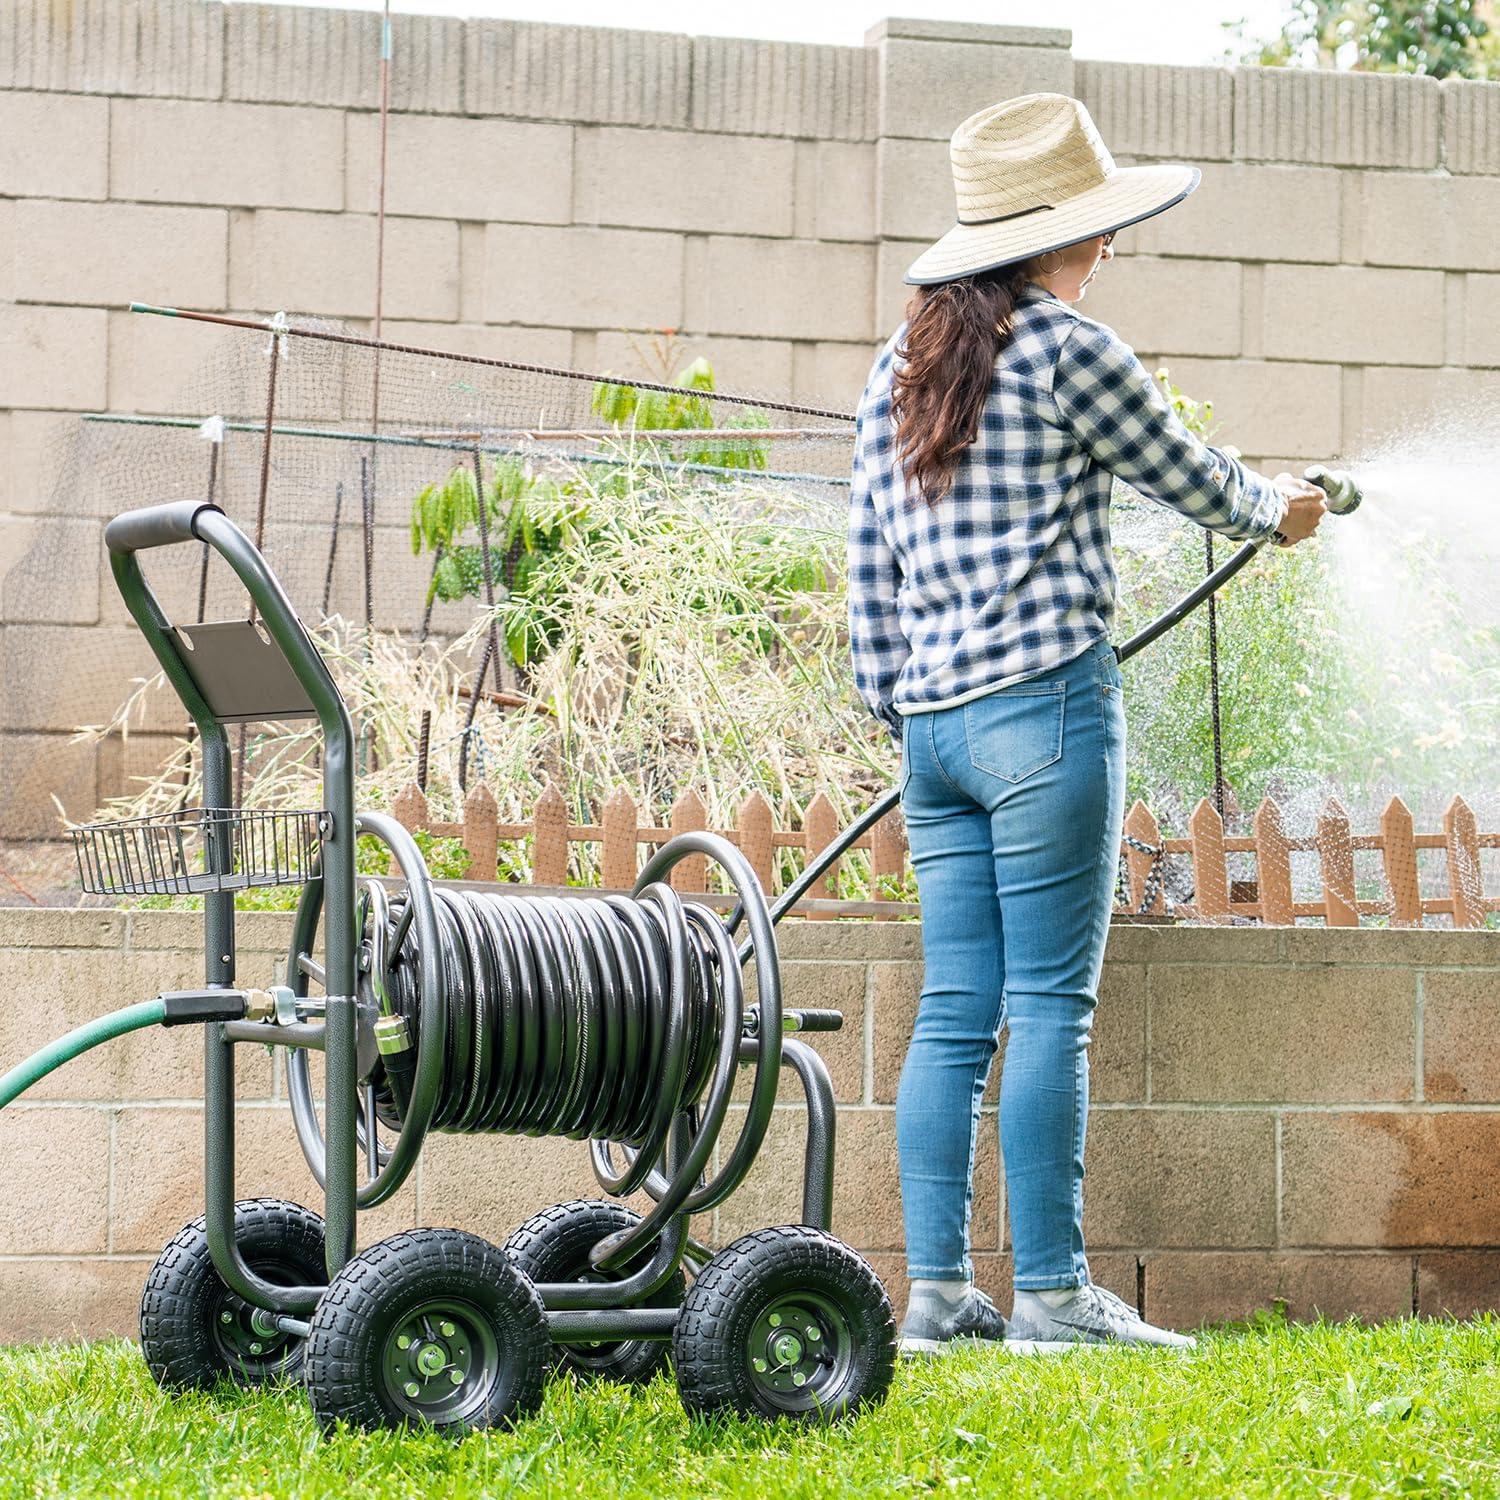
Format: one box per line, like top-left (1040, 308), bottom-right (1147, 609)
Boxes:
top-left (904, 163), bottom-right (1200, 285)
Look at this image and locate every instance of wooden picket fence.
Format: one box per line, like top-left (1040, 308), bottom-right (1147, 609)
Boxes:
top-left (388, 781), bottom-right (1499, 929)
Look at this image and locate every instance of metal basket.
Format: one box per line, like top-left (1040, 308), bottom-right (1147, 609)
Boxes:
top-left (70, 807), bottom-right (324, 897)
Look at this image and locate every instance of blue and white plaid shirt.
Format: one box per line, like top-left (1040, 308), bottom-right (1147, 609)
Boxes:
top-left (847, 282), bottom-right (1287, 745)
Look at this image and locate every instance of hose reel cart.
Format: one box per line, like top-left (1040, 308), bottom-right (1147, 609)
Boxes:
top-left (73, 499), bottom-right (897, 1434)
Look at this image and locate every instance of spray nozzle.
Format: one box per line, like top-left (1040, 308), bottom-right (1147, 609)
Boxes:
top-left (1304, 465), bottom-right (1362, 516)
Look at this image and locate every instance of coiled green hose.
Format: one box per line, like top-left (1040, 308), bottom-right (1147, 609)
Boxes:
top-left (0, 999), bottom-right (167, 1109)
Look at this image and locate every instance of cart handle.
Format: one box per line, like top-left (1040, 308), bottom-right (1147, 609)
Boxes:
top-left (104, 500), bottom-right (224, 555)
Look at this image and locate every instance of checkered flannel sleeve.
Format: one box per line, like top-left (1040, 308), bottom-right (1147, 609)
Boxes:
top-left (847, 430), bottom-right (909, 745)
top-left (1053, 320), bottom-right (1288, 542)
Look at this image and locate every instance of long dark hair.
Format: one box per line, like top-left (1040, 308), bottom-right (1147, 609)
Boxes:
top-left (892, 264), bottom-right (1030, 507)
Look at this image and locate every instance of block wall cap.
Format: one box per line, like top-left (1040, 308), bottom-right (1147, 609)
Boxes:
top-left (865, 19), bottom-right (1072, 49)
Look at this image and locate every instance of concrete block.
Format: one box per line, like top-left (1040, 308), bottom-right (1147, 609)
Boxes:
top-left (1084, 1108), bottom-right (1276, 1248)
top-left (0, 733), bottom-right (96, 837)
top-left (347, 114), bottom-right (572, 225)
top-left (875, 239), bottom-right (927, 334)
top-left (1093, 963), bottom-right (1148, 1103)
top-left (96, 732), bottom-right (190, 808)
top-left (14, 200), bottom-right (227, 311)
top-left (692, 36), bottom-right (877, 141)
top-left (105, 308), bottom-right (221, 415)
top-left (0, 93), bottom-right (108, 199)
top-left (1129, 164), bottom-right (1342, 265)
top-left (0, 1257), bottom-right (148, 1341)
top-left (876, 137), bottom-right (954, 243)
top-left (1358, 367), bottom-right (1500, 453)
top-left (1234, 66), bottom-right (1440, 168)
top-left (1106, 922), bottom-right (1286, 967)
top-left (0, 1105), bottom-right (110, 1253)
top-left (777, 922), bottom-right (919, 962)
top-left (1150, 357), bottom-right (1340, 460)
top-left (1150, 964), bottom-right (1415, 1104)
top-left (577, 128), bottom-right (794, 238)
top-left (1422, 970), bottom-right (1500, 1102)
top-left (4, 625), bottom-right (185, 735)
top-left (1360, 173), bottom-right (1500, 274)
top-left (868, 958), bottom-right (1144, 1112)
top-left (1279, 928), bottom-right (1500, 968)
top-left (795, 341), bottom-right (879, 411)
top-left (1281, 1112), bottom-right (1500, 1247)
top-left (0, 0), bottom-right (223, 98)
top-left (717, 1104), bottom-right (1000, 1255)
top-left (808, 142), bottom-right (877, 244)
top-left (122, 910), bottom-right (292, 957)
top-left (485, 224), bottom-right (683, 331)
top-left (0, 949), bottom-right (270, 1102)
top-left (876, 36), bottom-right (1074, 141)
top-left (378, 321), bottom-right (574, 370)
top-left (0, 305), bottom-right (108, 412)
top-left (1260, 265), bottom-right (1443, 366)
top-left (0, 198), bottom-right (12, 304)
top-left (227, 4), bottom-right (462, 113)
top-left (1464, 275), bottom-right (1500, 368)
top-left (0, 513), bottom-right (99, 628)
top-left (111, 1104), bottom-right (414, 1255)
top-left (247, 210), bottom-right (459, 323)
top-left (868, 20), bottom-right (1072, 47)
top-left (1075, 61), bottom-right (1234, 162)
top-left (465, 20), bottom-right (691, 128)
top-left (734, 960), bottom-right (866, 1105)
top-left (1442, 77), bottom-right (1500, 175)
top-left (698, 237), bottom-right (875, 342)
top-left (418, 1130), bottom-right (606, 1244)
top-left (0, 908), bottom-right (124, 948)
top-left (592, 330), bottom-right (794, 400)
top-left (1418, 1251), bottom-right (1500, 1317)
top-left (1079, 256), bottom-right (1242, 358)
top-left (1144, 1251), bottom-right (1412, 1329)
top-left (111, 99), bottom-right (343, 212)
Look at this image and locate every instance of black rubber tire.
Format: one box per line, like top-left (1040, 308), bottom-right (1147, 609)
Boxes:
top-left (302, 1228), bottom-right (550, 1436)
top-left (672, 1225), bottom-right (896, 1424)
top-left (140, 1197), bottom-right (327, 1391)
top-left (503, 1199), bottom-right (687, 1383)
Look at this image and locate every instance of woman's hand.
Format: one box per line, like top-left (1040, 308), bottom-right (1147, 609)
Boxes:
top-left (1272, 473), bottom-right (1327, 547)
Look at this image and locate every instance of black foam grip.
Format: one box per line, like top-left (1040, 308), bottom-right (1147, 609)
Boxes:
top-left (105, 501), bottom-right (224, 555)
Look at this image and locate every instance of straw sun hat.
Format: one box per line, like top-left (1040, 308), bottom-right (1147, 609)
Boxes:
top-left (904, 93), bottom-right (1200, 285)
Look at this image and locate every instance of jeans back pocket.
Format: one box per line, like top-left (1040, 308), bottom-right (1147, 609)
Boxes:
top-left (962, 680), bottom-right (1066, 784)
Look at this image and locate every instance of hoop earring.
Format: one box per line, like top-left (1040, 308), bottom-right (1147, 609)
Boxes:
top-left (1038, 251), bottom-right (1064, 275)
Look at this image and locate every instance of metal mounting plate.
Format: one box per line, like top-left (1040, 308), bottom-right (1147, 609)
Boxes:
top-left (171, 620), bottom-right (317, 723)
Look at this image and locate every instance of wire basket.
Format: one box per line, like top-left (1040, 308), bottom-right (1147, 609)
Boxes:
top-left (70, 807), bottom-right (325, 897)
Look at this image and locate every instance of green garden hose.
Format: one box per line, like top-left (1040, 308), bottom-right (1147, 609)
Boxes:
top-left (0, 999), bottom-right (167, 1110)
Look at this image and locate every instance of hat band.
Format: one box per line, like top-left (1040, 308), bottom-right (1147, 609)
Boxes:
top-left (956, 202), bottom-right (1055, 228)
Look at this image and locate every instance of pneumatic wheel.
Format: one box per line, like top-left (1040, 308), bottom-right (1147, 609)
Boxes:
top-left (140, 1197), bottom-right (326, 1390)
top-left (672, 1226), bottom-right (896, 1423)
top-left (302, 1228), bottom-right (550, 1435)
top-left (504, 1199), bottom-right (687, 1383)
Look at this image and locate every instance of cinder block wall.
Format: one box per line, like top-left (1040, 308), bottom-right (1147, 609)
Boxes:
top-left (3, 907), bottom-right (1499, 1339)
top-left (2, 2), bottom-right (1500, 835)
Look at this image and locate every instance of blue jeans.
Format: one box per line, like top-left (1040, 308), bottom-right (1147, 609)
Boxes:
top-left (894, 636), bottom-right (1125, 1290)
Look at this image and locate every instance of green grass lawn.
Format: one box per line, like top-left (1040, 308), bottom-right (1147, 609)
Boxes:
top-left (2, 1318), bottom-right (1499, 1498)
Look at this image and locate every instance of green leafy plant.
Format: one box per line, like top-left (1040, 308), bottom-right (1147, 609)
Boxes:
top-left (1229, 0), bottom-right (1495, 78)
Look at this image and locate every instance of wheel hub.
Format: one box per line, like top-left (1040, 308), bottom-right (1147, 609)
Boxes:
top-left (748, 1297), bottom-right (843, 1400)
top-left (382, 1302), bottom-right (497, 1422)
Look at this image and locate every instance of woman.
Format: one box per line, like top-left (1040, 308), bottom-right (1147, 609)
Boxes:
top-left (847, 94), bottom-right (1326, 1353)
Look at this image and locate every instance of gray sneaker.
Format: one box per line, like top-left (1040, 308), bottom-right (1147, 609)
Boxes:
top-left (899, 1284), bottom-right (1008, 1356)
top-left (1007, 1281), bottom-right (1195, 1351)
